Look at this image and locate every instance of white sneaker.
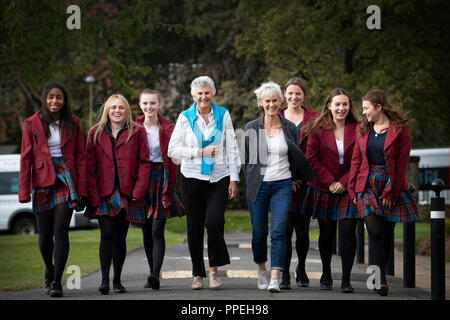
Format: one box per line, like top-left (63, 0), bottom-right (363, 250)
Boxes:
top-left (257, 271), bottom-right (269, 290)
top-left (268, 278), bottom-right (280, 293)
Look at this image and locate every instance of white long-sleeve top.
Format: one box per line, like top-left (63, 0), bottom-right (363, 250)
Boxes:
top-left (168, 107), bottom-right (241, 182)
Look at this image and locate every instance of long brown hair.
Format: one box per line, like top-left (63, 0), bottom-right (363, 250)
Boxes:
top-left (302, 88), bottom-right (359, 136)
top-left (359, 89), bottom-right (410, 137)
top-left (41, 83), bottom-right (77, 138)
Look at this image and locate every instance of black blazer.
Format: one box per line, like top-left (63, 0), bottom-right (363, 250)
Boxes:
top-left (242, 115), bottom-right (314, 203)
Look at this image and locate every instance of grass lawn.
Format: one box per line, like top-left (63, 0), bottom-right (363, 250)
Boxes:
top-left (0, 227), bottom-right (185, 291)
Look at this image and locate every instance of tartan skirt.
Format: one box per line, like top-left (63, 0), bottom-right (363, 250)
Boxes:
top-left (141, 163), bottom-right (185, 223)
top-left (356, 164), bottom-right (419, 223)
top-left (289, 182), bottom-right (308, 214)
top-left (32, 157), bottom-right (79, 213)
top-left (84, 186), bottom-right (147, 223)
top-left (301, 186), bottom-right (357, 221)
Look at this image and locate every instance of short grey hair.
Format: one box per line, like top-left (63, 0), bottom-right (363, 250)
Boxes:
top-left (254, 81), bottom-right (284, 104)
top-left (190, 76), bottom-right (216, 96)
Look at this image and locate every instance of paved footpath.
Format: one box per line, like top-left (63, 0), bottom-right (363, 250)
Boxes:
top-left (1, 231), bottom-right (448, 302)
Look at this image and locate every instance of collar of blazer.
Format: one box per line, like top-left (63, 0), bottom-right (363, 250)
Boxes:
top-left (97, 123), bottom-right (139, 159)
top-left (318, 122), bottom-right (357, 158)
top-left (30, 111), bottom-right (71, 150)
top-left (136, 114), bottom-right (173, 155)
top-left (360, 124), bottom-right (403, 154)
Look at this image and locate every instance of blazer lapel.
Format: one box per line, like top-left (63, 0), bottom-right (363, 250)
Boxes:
top-left (344, 122), bottom-right (356, 160)
top-left (322, 129), bottom-right (339, 156)
top-left (384, 126), bottom-right (401, 152)
top-left (31, 114), bottom-right (51, 154)
top-left (98, 131), bottom-right (114, 162)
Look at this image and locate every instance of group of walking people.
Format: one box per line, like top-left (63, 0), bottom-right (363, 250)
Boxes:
top-left (18, 75), bottom-right (418, 298)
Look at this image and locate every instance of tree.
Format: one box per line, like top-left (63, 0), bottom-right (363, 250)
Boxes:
top-left (235, 0), bottom-right (450, 147)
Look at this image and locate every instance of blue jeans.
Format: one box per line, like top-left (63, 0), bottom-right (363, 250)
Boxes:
top-left (247, 178), bottom-right (292, 270)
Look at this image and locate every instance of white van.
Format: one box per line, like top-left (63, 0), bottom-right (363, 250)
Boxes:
top-left (0, 154), bottom-right (98, 235)
top-left (410, 148), bottom-right (450, 204)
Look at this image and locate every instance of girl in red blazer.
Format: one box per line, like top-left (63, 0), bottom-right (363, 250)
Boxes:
top-left (278, 77), bottom-right (319, 289)
top-left (348, 89), bottom-right (418, 296)
top-left (19, 83), bottom-right (87, 297)
top-left (301, 88), bottom-right (359, 293)
top-left (85, 94), bottom-right (150, 295)
top-left (136, 89), bottom-right (185, 290)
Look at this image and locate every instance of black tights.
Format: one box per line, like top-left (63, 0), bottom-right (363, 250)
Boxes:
top-left (317, 219), bottom-right (337, 278)
top-left (98, 211), bottom-right (130, 287)
top-left (340, 219), bottom-right (357, 283)
top-left (284, 212), bottom-right (310, 273)
top-left (364, 214), bottom-right (396, 285)
top-left (142, 218), bottom-right (167, 277)
top-left (36, 203), bottom-right (73, 285)
top-left (318, 218), bottom-right (357, 282)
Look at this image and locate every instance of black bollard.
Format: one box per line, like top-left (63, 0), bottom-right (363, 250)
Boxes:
top-left (403, 183), bottom-right (416, 288)
top-left (356, 219), bottom-right (365, 263)
top-left (430, 179), bottom-right (445, 300)
top-left (386, 234), bottom-right (395, 276)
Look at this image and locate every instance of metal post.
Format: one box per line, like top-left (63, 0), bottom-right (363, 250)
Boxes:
top-left (337, 220), bottom-right (343, 256)
top-left (356, 219), bottom-right (365, 263)
top-left (88, 83), bottom-right (93, 128)
top-left (403, 183), bottom-right (416, 288)
top-left (332, 222), bottom-right (337, 255)
top-left (430, 179), bottom-right (445, 300)
top-left (386, 234), bottom-right (394, 276)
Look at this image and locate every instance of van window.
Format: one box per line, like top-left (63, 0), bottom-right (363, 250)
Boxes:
top-left (0, 172), bottom-right (19, 194)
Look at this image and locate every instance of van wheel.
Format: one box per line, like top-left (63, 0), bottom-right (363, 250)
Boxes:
top-left (12, 217), bottom-right (37, 235)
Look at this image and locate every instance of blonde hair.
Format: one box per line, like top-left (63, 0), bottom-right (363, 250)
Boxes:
top-left (93, 94), bottom-right (134, 144)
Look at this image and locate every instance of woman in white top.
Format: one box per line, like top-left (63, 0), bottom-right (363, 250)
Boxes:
top-left (242, 81), bottom-right (314, 293)
top-left (168, 76), bottom-right (240, 290)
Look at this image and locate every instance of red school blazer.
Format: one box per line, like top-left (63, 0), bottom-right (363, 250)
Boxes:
top-left (85, 122), bottom-right (151, 208)
top-left (18, 112), bottom-right (87, 202)
top-left (278, 106), bottom-right (320, 153)
top-left (348, 125), bottom-right (412, 203)
top-left (136, 114), bottom-right (178, 202)
top-left (305, 121), bottom-right (358, 193)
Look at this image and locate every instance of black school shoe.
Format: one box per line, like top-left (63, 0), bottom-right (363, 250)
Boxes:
top-left (340, 281), bottom-right (354, 293)
top-left (279, 272), bottom-right (291, 290)
top-left (49, 281), bottom-right (63, 298)
top-left (43, 278), bottom-right (52, 295)
top-left (295, 265), bottom-right (310, 288)
top-left (319, 274), bottom-right (333, 290)
top-left (147, 275), bottom-right (160, 290)
top-left (113, 282), bottom-right (127, 293)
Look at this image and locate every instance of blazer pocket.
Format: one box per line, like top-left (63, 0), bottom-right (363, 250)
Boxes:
top-left (33, 160), bottom-right (44, 170)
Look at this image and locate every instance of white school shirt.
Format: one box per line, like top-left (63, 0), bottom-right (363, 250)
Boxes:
top-left (168, 107), bottom-right (240, 182)
top-left (48, 121), bottom-right (62, 157)
top-left (263, 131), bottom-right (292, 181)
top-left (144, 124), bottom-right (163, 163)
top-left (336, 139), bottom-right (344, 165)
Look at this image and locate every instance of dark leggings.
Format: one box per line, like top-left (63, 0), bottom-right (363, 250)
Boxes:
top-left (364, 214), bottom-right (396, 285)
top-left (142, 218), bottom-right (167, 277)
top-left (98, 210), bottom-right (130, 286)
top-left (340, 219), bottom-right (357, 283)
top-left (284, 212), bottom-right (310, 274)
top-left (36, 203), bottom-right (73, 284)
top-left (317, 219), bottom-right (337, 278)
top-left (318, 218), bottom-right (357, 282)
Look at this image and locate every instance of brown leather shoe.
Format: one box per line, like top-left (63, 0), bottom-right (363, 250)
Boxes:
top-left (191, 276), bottom-right (203, 290)
top-left (375, 284), bottom-right (389, 296)
top-left (208, 272), bottom-right (222, 289)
